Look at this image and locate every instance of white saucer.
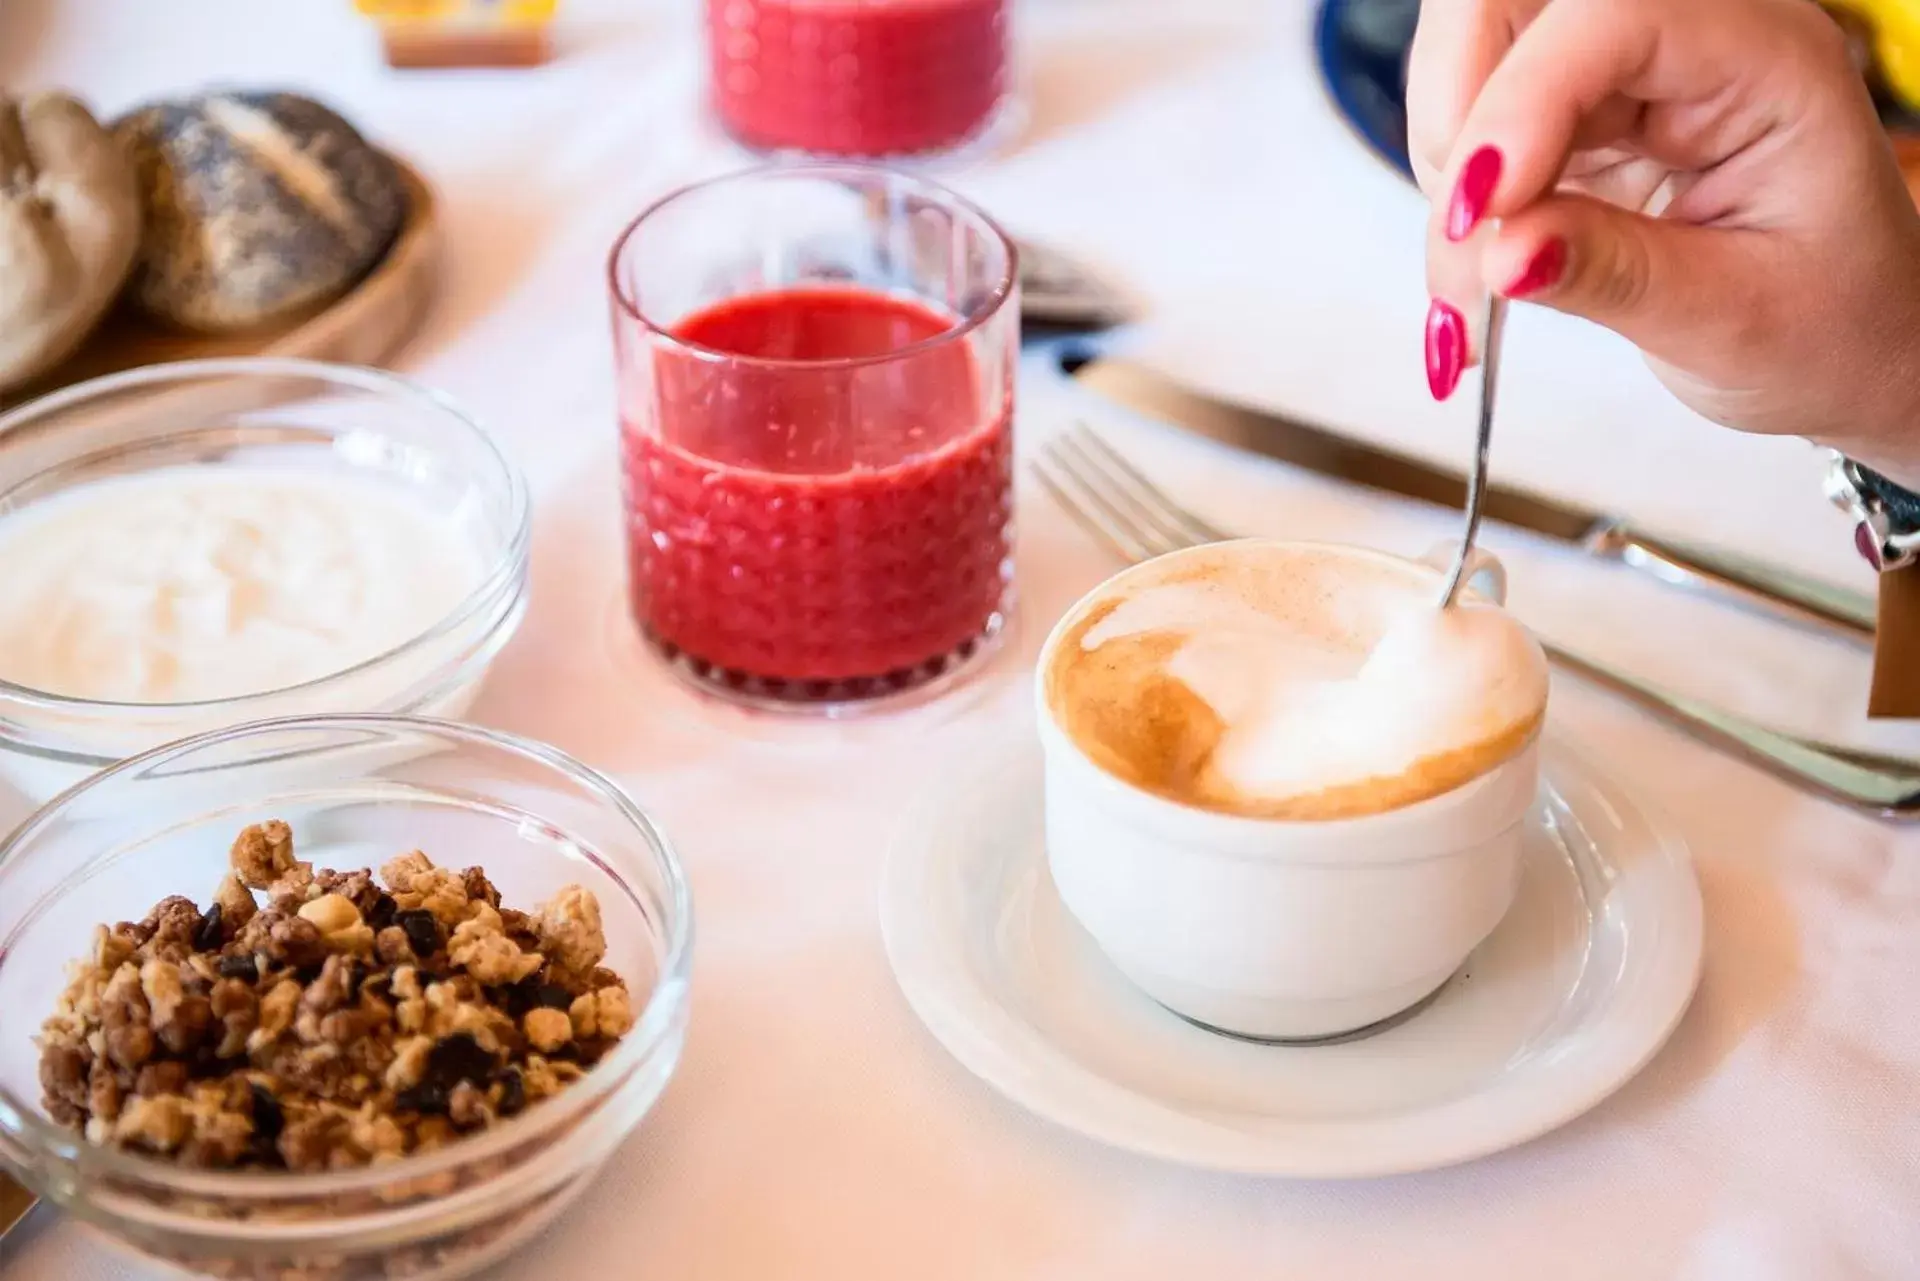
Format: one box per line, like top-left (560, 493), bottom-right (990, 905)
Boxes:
top-left (880, 737), bottom-right (1704, 1178)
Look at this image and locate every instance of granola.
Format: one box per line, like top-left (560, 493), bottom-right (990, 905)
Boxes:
top-left (36, 821), bottom-right (633, 1172)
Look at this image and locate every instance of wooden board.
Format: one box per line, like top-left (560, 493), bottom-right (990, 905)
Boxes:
top-left (0, 154), bottom-right (440, 410)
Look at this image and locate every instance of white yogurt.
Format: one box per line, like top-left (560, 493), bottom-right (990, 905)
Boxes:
top-left (0, 466), bottom-right (484, 704)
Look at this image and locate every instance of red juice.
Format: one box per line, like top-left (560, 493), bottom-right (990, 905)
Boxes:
top-left (620, 286), bottom-right (1014, 695)
top-left (707, 0), bottom-right (1009, 157)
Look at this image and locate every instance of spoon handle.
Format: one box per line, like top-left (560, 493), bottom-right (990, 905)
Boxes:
top-left (1440, 295), bottom-right (1507, 607)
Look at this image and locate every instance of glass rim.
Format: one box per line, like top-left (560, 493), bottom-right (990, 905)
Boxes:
top-left (0, 713), bottom-right (695, 1204)
top-left (0, 357), bottom-right (533, 719)
top-left (606, 161), bottom-right (1020, 372)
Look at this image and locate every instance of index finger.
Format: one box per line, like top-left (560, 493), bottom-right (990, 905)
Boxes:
top-left (1405, 0), bottom-right (1537, 194)
top-left (1432, 0), bottom-right (1805, 238)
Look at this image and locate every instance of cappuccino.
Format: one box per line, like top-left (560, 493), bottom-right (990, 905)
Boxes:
top-left (1043, 541), bottom-right (1549, 819)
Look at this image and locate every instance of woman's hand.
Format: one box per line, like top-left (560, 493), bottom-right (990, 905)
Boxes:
top-left (1410, 0), bottom-right (1920, 486)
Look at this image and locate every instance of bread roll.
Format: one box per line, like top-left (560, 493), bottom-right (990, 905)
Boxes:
top-left (114, 90), bottom-right (407, 333)
top-left (0, 92), bottom-right (141, 393)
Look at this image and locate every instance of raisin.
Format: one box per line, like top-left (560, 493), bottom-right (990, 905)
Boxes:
top-left (192, 904), bottom-right (224, 952)
top-left (396, 909), bottom-right (442, 958)
top-left (217, 954), bottom-right (258, 981)
top-left (499, 973), bottom-right (565, 1018)
top-left (293, 961), bottom-right (325, 986)
top-left (497, 980), bottom-right (532, 1019)
top-left (423, 1032), bottom-right (496, 1088)
top-left (395, 1081), bottom-right (448, 1115)
top-left (249, 1084), bottom-right (285, 1145)
top-left (366, 893), bottom-right (398, 931)
top-left (495, 1067), bottom-right (525, 1116)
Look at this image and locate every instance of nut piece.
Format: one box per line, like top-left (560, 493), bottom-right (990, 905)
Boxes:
top-left (298, 893), bottom-right (375, 955)
top-left (101, 963), bottom-right (154, 1069)
top-left (569, 986), bottom-right (633, 1040)
top-left (258, 912), bottom-right (328, 968)
top-left (114, 1094), bottom-right (189, 1153)
top-left (448, 904), bottom-right (541, 986)
top-left (142, 896), bottom-right (203, 949)
top-left (522, 1007), bottom-right (571, 1053)
top-left (211, 873), bottom-right (258, 934)
top-left (374, 925), bottom-right (417, 966)
top-left (248, 979), bottom-right (301, 1053)
top-left (536, 885), bottom-right (605, 975)
top-left (266, 862), bottom-right (318, 911)
top-left (230, 820), bottom-right (296, 889)
top-left (87, 1059), bottom-right (121, 1123)
top-left (298, 954), bottom-right (357, 1016)
top-left (381, 850), bottom-right (432, 893)
top-left (90, 924), bottom-right (134, 974)
top-left (134, 1061), bottom-right (191, 1098)
top-left (404, 868), bottom-right (473, 927)
top-left (385, 1035), bottom-right (432, 1091)
top-left (138, 958), bottom-right (185, 1026)
top-left (209, 979), bottom-right (256, 1058)
top-left (38, 1044), bottom-right (88, 1122)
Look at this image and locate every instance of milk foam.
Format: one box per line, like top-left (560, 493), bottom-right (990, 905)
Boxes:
top-left (1067, 545), bottom-right (1548, 815)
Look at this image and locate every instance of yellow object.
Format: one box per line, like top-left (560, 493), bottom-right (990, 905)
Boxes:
top-left (1830, 0), bottom-right (1920, 111)
top-left (355, 0), bottom-right (558, 66)
top-left (353, 0), bottom-right (556, 22)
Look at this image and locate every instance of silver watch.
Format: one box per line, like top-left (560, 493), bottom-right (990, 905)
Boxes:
top-left (1825, 451), bottom-right (1920, 572)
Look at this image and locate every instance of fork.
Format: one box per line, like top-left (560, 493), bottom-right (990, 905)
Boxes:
top-left (1033, 423), bottom-right (1920, 818)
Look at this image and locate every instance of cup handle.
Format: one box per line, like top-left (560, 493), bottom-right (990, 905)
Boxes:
top-left (1418, 544), bottom-right (1508, 605)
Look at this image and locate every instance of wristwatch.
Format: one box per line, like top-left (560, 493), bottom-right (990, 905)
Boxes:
top-left (1825, 452), bottom-right (1920, 571)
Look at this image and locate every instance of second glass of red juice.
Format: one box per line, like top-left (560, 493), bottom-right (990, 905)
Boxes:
top-left (608, 164), bottom-right (1018, 713)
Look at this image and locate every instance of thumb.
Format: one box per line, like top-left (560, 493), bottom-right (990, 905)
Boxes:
top-left (1479, 191), bottom-right (1765, 350)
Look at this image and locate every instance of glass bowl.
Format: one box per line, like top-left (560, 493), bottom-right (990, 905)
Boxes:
top-left (0, 715), bottom-right (693, 1281)
top-left (0, 359), bottom-right (532, 807)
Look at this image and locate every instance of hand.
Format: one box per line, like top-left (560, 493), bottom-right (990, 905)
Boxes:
top-left (1409, 0), bottom-right (1920, 487)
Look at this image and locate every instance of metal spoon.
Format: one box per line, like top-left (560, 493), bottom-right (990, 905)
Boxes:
top-left (1438, 294), bottom-right (1506, 606)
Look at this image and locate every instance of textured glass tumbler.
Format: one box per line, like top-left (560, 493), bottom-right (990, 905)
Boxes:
top-left (608, 164), bottom-right (1019, 714)
top-left (706, 0), bottom-right (1013, 159)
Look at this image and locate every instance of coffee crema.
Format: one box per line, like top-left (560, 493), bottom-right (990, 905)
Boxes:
top-left (1043, 542), bottom-right (1550, 820)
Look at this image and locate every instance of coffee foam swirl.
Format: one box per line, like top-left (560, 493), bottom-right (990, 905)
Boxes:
top-left (1044, 543), bottom-right (1549, 819)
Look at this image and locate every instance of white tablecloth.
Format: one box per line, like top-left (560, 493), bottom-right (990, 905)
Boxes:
top-left (6, 2), bottom-right (1920, 1277)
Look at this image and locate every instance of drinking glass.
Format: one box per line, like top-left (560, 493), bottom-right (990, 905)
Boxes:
top-left (706, 0), bottom-right (1014, 159)
top-left (607, 163), bottom-right (1019, 714)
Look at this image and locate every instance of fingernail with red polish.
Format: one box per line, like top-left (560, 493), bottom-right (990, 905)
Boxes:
top-left (1425, 299), bottom-right (1466, 401)
top-left (1504, 238), bottom-right (1567, 298)
top-left (1446, 145), bottom-right (1503, 242)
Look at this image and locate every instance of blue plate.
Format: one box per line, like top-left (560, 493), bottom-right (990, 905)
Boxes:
top-left (1313, 0), bottom-right (1420, 182)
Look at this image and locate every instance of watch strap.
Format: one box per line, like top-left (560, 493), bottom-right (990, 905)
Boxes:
top-left (1854, 463), bottom-right (1920, 527)
top-left (1870, 564), bottom-right (1920, 718)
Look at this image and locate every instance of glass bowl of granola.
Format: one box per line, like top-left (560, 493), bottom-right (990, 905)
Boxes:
top-left (0, 714), bottom-right (693, 1281)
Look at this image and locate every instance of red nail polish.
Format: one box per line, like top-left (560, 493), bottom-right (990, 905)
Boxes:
top-left (1505, 238), bottom-right (1567, 298)
top-left (1446, 146), bottom-right (1503, 242)
top-left (1425, 299), bottom-right (1465, 401)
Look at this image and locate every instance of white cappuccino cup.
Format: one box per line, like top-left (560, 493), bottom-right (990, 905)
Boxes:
top-left (1035, 539), bottom-right (1547, 1041)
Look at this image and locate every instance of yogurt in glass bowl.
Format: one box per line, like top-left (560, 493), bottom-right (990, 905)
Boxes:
top-left (0, 358), bottom-right (531, 810)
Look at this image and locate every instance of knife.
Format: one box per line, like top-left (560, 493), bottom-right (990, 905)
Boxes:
top-left (1060, 350), bottom-right (1877, 637)
top-left (0, 1173), bottom-right (36, 1243)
